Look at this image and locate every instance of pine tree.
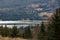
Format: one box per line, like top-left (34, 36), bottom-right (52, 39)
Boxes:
top-left (8, 28), bottom-right (12, 37)
top-left (47, 21), bottom-right (55, 40)
top-left (17, 26), bottom-right (24, 37)
top-left (23, 26), bottom-right (32, 39)
top-left (47, 7), bottom-right (60, 40)
top-left (2, 25), bottom-right (10, 37)
top-left (11, 25), bottom-right (19, 37)
top-left (0, 25), bottom-right (3, 35)
top-left (38, 21), bottom-right (45, 40)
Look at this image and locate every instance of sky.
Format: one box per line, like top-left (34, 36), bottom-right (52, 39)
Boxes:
top-left (0, 0), bottom-right (59, 7)
top-left (0, 0), bottom-right (60, 20)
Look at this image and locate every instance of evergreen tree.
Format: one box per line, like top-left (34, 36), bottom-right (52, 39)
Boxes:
top-left (0, 25), bottom-right (3, 35)
top-left (11, 25), bottom-right (19, 37)
top-left (23, 26), bottom-right (32, 39)
top-left (8, 28), bottom-right (12, 37)
top-left (47, 7), bottom-right (60, 40)
top-left (2, 25), bottom-right (10, 37)
top-left (38, 21), bottom-right (45, 40)
top-left (17, 26), bottom-right (24, 37)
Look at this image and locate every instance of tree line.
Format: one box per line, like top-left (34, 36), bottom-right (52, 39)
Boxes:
top-left (0, 7), bottom-right (60, 40)
top-left (0, 25), bottom-right (32, 39)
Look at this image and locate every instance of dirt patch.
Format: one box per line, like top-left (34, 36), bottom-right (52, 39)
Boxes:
top-left (0, 36), bottom-right (28, 40)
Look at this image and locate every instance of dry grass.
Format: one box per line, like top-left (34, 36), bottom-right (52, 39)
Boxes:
top-left (0, 36), bottom-right (28, 40)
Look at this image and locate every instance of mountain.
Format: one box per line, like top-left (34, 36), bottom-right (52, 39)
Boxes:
top-left (0, 0), bottom-right (59, 20)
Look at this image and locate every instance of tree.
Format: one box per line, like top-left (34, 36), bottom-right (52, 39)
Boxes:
top-left (2, 25), bottom-right (10, 37)
top-left (47, 7), bottom-right (60, 40)
top-left (17, 26), bottom-right (24, 37)
top-left (38, 21), bottom-right (45, 40)
top-left (23, 26), bottom-right (32, 39)
top-left (11, 25), bottom-right (19, 37)
top-left (0, 25), bottom-right (3, 35)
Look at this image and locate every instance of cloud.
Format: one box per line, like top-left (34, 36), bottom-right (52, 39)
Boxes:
top-left (0, 8), bottom-right (16, 12)
top-left (38, 12), bottom-right (53, 17)
top-left (51, 0), bottom-right (56, 3)
top-left (35, 8), bottom-right (43, 11)
top-left (29, 4), bottom-right (39, 8)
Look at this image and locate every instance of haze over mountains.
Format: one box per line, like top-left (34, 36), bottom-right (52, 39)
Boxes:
top-left (0, 0), bottom-right (59, 20)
